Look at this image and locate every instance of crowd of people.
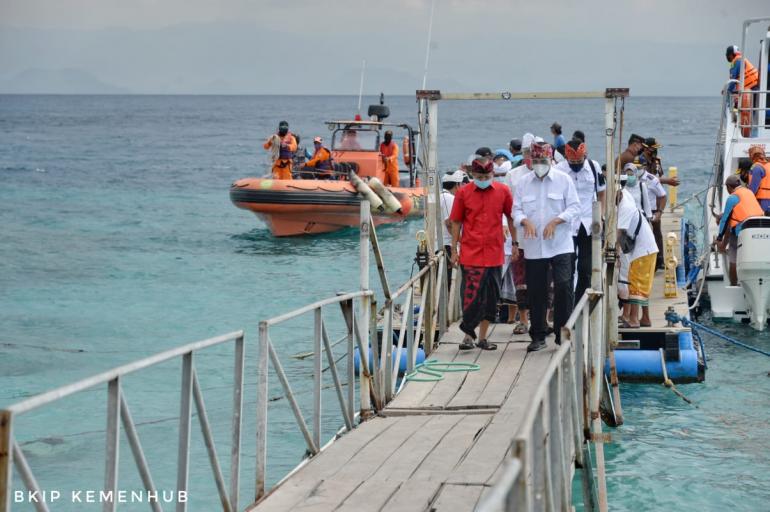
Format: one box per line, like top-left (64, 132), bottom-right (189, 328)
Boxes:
top-left (443, 129), bottom-right (679, 352)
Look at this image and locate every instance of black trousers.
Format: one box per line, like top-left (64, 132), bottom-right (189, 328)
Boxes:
top-left (526, 253), bottom-right (574, 342)
top-left (573, 224), bottom-right (592, 303)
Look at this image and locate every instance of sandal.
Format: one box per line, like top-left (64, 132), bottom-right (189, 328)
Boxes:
top-left (476, 339), bottom-right (498, 351)
top-left (513, 322), bottom-right (529, 335)
top-left (459, 335), bottom-right (475, 350)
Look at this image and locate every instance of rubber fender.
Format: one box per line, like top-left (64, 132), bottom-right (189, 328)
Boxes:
top-left (368, 177), bottom-right (404, 214)
top-left (349, 171), bottom-right (384, 211)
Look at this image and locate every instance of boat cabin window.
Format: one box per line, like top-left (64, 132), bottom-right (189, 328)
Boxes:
top-left (333, 129), bottom-right (379, 151)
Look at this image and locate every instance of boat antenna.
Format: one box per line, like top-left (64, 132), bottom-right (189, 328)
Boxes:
top-left (357, 59), bottom-right (366, 114)
top-left (421, 0), bottom-right (436, 89)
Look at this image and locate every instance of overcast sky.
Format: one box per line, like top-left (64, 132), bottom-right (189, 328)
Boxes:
top-left (1, 0), bottom-right (769, 94)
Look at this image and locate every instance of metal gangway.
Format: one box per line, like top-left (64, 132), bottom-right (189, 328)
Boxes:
top-left (1, 87), bottom-right (633, 512)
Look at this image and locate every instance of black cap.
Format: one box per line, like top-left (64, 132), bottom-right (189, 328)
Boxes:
top-left (475, 147), bottom-right (493, 158)
top-left (509, 139), bottom-right (522, 152)
top-left (572, 130), bottom-right (585, 143)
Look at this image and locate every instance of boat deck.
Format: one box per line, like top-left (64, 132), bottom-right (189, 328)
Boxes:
top-left (248, 325), bottom-right (563, 512)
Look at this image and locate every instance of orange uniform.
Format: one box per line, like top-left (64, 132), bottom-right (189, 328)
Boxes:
top-left (379, 141), bottom-right (400, 186)
top-left (264, 133), bottom-right (297, 180)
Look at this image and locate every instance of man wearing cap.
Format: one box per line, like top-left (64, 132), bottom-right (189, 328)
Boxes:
top-left (263, 121), bottom-right (297, 180)
top-left (556, 138), bottom-right (606, 302)
top-left (441, 170), bottom-right (468, 290)
top-left (379, 130), bottom-right (400, 186)
top-left (717, 174), bottom-right (764, 285)
top-left (450, 157), bottom-right (516, 351)
top-left (303, 136), bottom-right (333, 179)
top-left (514, 142), bottom-right (580, 351)
top-left (747, 146), bottom-right (770, 212)
top-left (503, 133), bottom-right (537, 335)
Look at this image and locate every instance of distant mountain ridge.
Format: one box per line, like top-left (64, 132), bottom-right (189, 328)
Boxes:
top-left (0, 68), bottom-right (128, 94)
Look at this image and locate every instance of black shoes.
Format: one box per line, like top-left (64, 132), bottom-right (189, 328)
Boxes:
top-left (476, 339), bottom-right (497, 351)
top-left (527, 339), bottom-right (546, 352)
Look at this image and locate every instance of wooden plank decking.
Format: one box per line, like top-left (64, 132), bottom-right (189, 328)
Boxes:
top-left (250, 324), bottom-right (560, 512)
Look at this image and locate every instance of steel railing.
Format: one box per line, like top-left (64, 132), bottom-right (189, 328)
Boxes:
top-left (476, 289), bottom-right (607, 512)
top-left (0, 331), bottom-right (246, 512)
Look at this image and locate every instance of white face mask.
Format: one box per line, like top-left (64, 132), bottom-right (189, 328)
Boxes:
top-left (533, 163), bottom-right (550, 178)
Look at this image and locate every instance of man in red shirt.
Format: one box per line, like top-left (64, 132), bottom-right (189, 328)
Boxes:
top-left (450, 156), bottom-right (517, 350)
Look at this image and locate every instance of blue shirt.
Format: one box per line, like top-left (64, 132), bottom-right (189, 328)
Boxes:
top-left (748, 163), bottom-right (770, 211)
top-left (719, 194), bottom-right (740, 237)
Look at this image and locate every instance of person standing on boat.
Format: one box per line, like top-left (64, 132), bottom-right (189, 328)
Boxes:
top-left (379, 130), bottom-right (400, 186)
top-left (449, 157), bottom-right (516, 351)
top-left (617, 169), bottom-right (659, 328)
top-left (302, 136), bottom-right (334, 179)
top-left (556, 138), bottom-right (606, 302)
top-left (263, 121), bottom-right (297, 180)
top-left (726, 45), bottom-right (759, 137)
top-left (717, 175), bottom-right (764, 285)
top-left (513, 142), bottom-right (580, 352)
top-left (747, 146), bottom-right (770, 212)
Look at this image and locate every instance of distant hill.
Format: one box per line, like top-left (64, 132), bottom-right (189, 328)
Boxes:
top-left (0, 68), bottom-right (128, 94)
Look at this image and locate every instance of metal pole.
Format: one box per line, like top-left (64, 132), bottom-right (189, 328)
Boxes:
top-left (104, 378), bottom-right (120, 512)
top-left (0, 410), bottom-right (13, 512)
top-left (359, 200), bottom-right (373, 418)
top-left (176, 353), bottom-right (193, 512)
top-left (313, 308), bottom-right (322, 451)
top-left (255, 322), bottom-right (269, 500)
top-left (230, 335), bottom-right (245, 511)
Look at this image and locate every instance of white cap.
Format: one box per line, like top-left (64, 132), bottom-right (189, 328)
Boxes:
top-left (522, 133), bottom-right (535, 150)
top-left (442, 170), bottom-right (468, 184)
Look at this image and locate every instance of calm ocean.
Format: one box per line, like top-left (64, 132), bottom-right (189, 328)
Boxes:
top-left (2, 94), bottom-right (769, 510)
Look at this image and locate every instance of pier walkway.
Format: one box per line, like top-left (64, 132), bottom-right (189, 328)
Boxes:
top-left (250, 327), bottom-right (565, 512)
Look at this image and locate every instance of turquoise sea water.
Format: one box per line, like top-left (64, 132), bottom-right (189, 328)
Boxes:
top-left (2, 94), bottom-right (770, 510)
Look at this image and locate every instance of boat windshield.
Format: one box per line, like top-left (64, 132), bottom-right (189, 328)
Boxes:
top-left (333, 129), bottom-right (379, 151)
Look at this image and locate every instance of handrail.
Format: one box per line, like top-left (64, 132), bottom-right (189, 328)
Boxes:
top-left (1, 331), bottom-right (247, 512)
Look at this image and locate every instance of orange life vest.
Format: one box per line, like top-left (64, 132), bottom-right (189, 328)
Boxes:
top-left (730, 186), bottom-right (765, 227)
top-left (732, 53), bottom-right (759, 90)
top-left (754, 162), bottom-right (770, 200)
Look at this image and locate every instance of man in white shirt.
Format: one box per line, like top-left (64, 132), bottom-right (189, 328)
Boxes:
top-left (440, 170), bottom-right (468, 290)
top-left (616, 171), bottom-right (659, 328)
top-left (556, 138), bottom-right (606, 303)
top-left (513, 142), bottom-right (580, 351)
top-left (503, 133), bottom-right (537, 335)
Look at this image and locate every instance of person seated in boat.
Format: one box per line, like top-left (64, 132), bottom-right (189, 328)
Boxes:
top-left (747, 146), bottom-right (770, 212)
top-left (337, 129), bottom-right (363, 151)
top-left (379, 130), bottom-right (400, 186)
top-left (263, 120), bottom-right (297, 180)
top-left (301, 136), bottom-right (334, 179)
top-left (617, 170), bottom-right (659, 328)
top-left (717, 175), bottom-right (765, 285)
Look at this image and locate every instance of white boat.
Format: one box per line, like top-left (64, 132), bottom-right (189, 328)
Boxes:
top-left (701, 17), bottom-right (770, 330)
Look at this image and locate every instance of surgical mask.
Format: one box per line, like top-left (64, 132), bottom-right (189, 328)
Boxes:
top-left (473, 178), bottom-right (492, 189)
top-left (533, 163), bottom-right (550, 178)
top-left (626, 175), bottom-right (638, 187)
top-left (568, 163), bottom-right (583, 173)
